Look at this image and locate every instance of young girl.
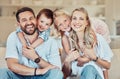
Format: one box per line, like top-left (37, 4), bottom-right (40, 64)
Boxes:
top-left (53, 9), bottom-right (77, 55)
top-left (62, 7), bottom-right (113, 79)
top-left (17, 8), bottom-right (53, 48)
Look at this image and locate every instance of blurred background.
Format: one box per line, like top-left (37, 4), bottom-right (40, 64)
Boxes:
top-left (0, 0), bottom-right (120, 48)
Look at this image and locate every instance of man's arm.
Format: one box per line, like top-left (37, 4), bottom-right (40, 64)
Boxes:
top-left (5, 32), bottom-right (53, 75)
top-left (7, 58), bottom-right (35, 75)
top-left (7, 58), bottom-right (55, 75)
top-left (22, 46), bottom-right (56, 68)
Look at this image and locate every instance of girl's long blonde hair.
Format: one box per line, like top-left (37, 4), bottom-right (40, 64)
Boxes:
top-left (70, 7), bottom-right (97, 50)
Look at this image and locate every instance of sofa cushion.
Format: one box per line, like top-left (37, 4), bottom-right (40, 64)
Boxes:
top-left (109, 49), bottom-right (120, 79)
top-left (0, 47), bottom-right (7, 68)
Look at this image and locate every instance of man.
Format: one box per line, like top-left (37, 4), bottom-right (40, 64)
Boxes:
top-left (0, 7), bottom-right (63, 79)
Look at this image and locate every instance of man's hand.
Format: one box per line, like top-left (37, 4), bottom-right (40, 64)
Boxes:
top-left (37, 65), bottom-right (59, 75)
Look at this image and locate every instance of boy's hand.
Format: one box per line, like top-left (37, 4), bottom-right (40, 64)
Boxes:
top-left (22, 46), bottom-right (38, 61)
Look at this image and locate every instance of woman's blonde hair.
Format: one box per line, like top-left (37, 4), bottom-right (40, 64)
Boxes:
top-left (70, 7), bottom-right (97, 49)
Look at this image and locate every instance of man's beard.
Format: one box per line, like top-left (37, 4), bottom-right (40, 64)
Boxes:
top-left (21, 23), bottom-right (37, 35)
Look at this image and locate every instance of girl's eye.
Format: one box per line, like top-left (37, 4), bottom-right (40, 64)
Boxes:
top-left (64, 19), bottom-right (67, 22)
top-left (58, 24), bottom-right (62, 27)
top-left (72, 17), bottom-right (76, 20)
top-left (79, 17), bottom-right (84, 20)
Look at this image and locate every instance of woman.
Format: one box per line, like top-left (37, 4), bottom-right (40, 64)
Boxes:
top-left (62, 7), bottom-right (113, 79)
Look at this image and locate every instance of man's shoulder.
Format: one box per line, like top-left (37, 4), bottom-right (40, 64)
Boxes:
top-left (8, 31), bottom-right (17, 36)
top-left (7, 31), bottom-right (18, 39)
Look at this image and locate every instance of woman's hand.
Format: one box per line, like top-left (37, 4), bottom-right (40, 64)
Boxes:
top-left (77, 56), bottom-right (90, 67)
top-left (84, 48), bottom-right (97, 60)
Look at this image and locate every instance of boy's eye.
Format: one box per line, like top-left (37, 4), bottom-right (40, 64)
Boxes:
top-left (46, 23), bottom-right (50, 26)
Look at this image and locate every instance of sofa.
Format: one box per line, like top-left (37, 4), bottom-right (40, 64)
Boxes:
top-left (0, 47), bottom-right (120, 79)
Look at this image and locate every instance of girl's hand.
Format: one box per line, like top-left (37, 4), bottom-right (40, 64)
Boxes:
top-left (65, 50), bottom-right (80, 63)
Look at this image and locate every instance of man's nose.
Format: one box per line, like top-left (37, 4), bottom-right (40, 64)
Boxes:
top-left (27, 20), bottom-right (32, 24)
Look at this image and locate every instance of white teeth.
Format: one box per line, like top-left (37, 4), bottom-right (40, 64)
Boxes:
top-left (27, 25), bottom-right (33, 28)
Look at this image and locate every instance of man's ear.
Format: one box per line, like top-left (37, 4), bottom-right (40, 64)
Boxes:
top-left (17, 22), bottom-right (20, 26)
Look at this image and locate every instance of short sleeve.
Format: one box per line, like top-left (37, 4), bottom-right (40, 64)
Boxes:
top-left (5, 32), bottom-right (19, 59)
top-left (38, 28), bottom-right (50, 41)
top-left (96, 34), bottom-right (113, 62)
top-left (90, 17), bottom-right (111, 44)
top-left (16, 27), bottom-right (22, 33)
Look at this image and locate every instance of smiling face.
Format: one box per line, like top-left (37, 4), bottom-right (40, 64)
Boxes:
top-left (55, 15), bottom-right (71, 32)
top-left (37, 14), bottom-right (52, 31)
top-left (18, 11), bottom-right (37, 35)
top-left (71, 10), bottom-right (88, 32)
